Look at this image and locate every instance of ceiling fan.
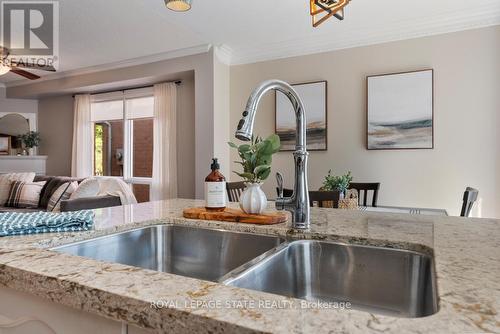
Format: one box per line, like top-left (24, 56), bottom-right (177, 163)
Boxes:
top-left (0, 46), bottom-right (56, 80)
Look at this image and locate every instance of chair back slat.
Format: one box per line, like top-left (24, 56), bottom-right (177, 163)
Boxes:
top-left (349, 183), bottom-right (380, 207)
top-left (226, 182), bottom-right (246, 202)
top-left (460, 187), bottom-right (479, 217)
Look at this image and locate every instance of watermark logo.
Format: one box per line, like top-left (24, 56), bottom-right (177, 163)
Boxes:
top-left (1, 0), bottom-right (59, 68)
top-left (150, 298), bottom-right (353, 311)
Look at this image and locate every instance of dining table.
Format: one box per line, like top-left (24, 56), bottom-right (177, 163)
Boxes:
top-left (270, 197), bottom-right (449, 216)
top-left (358, 205), bottom-right (448, 216)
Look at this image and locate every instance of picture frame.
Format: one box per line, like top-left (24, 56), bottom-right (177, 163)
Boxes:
top-left (366, 69), bottom-right (434, 150)
top-left (275, 80), bottom-right (328, 151)
top-left (0, 136), bottom-right (11, 155)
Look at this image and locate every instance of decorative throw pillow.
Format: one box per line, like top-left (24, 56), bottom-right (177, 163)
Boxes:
top-left (0, 173), bottom-right (36, 206)
top-left (47, 181), bottom-right (79, 212)
top-left (5, 181), bottom-right (46, 208)
top-left (70, 178), bottom-right (100, 199)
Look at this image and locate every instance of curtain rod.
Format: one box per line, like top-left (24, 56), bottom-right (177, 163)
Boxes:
top-left (72, 80), bottom-right (182, 98)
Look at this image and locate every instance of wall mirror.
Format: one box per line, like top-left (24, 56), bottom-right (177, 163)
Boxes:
top-left (0, 113), bottom-right (31, 153)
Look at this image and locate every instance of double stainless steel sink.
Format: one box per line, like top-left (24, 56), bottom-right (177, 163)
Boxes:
top-left (52, 225), bottom-right (438, 318)
top-left (51, 225), bottom-right (282, 282)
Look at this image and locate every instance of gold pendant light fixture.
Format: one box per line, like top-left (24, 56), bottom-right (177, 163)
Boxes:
top-left (310, 0), bottom-right (351, 27)
top-left (165, 0), bottom-right (192, 12)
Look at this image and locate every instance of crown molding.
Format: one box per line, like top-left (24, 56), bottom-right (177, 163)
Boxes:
top-left (213, 44), bottom-right (233, 65)
top-left (5, 44), bottom-right (211, 87)
top-left (230, 5), bottom-right (500, 65)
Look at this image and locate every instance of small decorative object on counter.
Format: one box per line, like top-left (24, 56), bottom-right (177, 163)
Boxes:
top-left (204, 158), bottom-right (226, 212)
top-left (338, 199), bottom-right (358, 210)
top-left (240, 182), bottom-right (267, 215)
top-left (228, 134), bottom-right (280, 214)
top-left (19, 131), bottom-right (41, 156)
top-left (322, 170), bottom-right (353, 198)
top-left (318, 170), bottom-right (353, 208)
top-left (338, 189), bottom-right (359, 210)
top-left (345, 189), bottom-right (358, 200)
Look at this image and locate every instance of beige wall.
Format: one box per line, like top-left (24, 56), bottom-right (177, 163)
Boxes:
top-left (0, 87), bottom-right (38, 116)
top-left (213, 53), bottom-right (231, 176)
top-left (37, 78), bottom-right (197, 198)
top-left (38, 95), bottom-right (74, 176)
top-left (230, 26), bottom-right (500, 218)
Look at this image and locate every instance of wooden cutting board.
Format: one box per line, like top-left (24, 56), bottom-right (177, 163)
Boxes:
top-left (183, 207), bottom-right (288, 225)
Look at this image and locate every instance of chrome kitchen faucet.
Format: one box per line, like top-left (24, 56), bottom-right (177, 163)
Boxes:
top-left (235, 80), bottom-right (310, 229)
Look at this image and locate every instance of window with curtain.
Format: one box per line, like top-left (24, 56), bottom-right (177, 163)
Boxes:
top-left (90, 88), bottom-right (154, 203)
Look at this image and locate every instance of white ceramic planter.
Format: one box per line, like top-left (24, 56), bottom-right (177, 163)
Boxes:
top-left (240, 182), bottom-right (267, 214)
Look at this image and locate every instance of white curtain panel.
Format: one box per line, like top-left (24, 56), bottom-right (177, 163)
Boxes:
top-left (151, 82), bottom-right (178, 201)
top-left (71, 94), bottom-right (93, 178)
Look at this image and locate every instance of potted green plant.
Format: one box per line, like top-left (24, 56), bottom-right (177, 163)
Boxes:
top-left (321, 170), bottom-right (353, 199)
top-left (228, 134), bottom-right (280, 214)
top-left (19, 131), bottom-right (41, 155)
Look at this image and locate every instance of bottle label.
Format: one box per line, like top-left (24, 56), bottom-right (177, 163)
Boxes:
top-left (205, 182), bottom-right (226, 208)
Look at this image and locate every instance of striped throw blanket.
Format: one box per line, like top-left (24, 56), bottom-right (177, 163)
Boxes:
top-left (0, 210), bottom-right (94, 237)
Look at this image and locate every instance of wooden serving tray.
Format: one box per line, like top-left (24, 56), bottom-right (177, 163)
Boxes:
top-left (183, 207), bottom-right (288, 225)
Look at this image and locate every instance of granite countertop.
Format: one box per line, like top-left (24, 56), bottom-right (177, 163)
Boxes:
top-left (0, 199), bottom-right (498, 333)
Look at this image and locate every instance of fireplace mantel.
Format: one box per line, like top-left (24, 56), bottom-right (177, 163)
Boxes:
top-left (0, 155), bottom-right (48, 174)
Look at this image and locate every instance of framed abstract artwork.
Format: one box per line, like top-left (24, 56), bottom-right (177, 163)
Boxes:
top-left (367, 69), bottom-right (434, 150)
top-left (275, 81), bottom-right (327, 151)
top-left (0, 136), bottom-right (10, 155)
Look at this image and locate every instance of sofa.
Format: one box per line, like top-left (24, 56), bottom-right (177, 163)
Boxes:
top-left (0, 176), bottom-right (122, 213)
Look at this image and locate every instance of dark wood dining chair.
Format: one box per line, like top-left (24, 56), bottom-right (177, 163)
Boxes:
top-left (277, 188), bottom-right (340, 208)
top-left (348, 183), bottom-right (380, 207)
top-left (226, 181), bottom-right (246, 202)
top-left (276, 188), bottom-right (294, 198)
top-left (308, 191), bottom-right (340, 208)
top-left (460, 187), bottom-right (478, 217)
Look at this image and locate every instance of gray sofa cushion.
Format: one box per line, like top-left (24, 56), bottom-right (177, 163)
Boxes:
top-left (60, 195), bottom-right (122, 212)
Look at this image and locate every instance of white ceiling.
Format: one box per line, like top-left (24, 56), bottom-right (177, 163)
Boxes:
top-left (2, 0), bottom-right (499, 84)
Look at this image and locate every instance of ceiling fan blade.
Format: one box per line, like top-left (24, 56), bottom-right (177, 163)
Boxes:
top-left (9, 61), bottom-right (56, 72)
top-left (10, 68), bottom-right (41, 80)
